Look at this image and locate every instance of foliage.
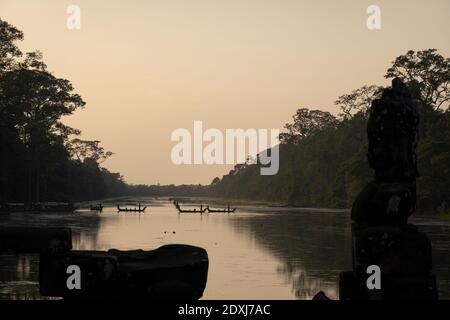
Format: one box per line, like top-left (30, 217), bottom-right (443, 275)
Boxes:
top-left (385, 49), bottom-right (450, 110)
top-left (279, 108), bottom-right (338, 144)
top-left (335, 85), bottom-right (383, 120)
top-left (0, 19), bottom-right (121, 203)
top-left (213, 49), bottom-right (450, 213)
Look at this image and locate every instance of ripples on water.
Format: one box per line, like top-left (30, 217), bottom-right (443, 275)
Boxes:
top-left (0, 201), bottom-right (449, 300)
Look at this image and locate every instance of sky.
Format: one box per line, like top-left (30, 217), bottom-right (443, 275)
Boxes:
top-left (1, 0), bottom-right (449, 185)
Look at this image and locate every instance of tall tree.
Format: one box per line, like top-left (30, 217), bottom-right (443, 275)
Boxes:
top-left (335, 85), bottom-right (384, 120)
top-left (0, 18), bottom-right (121, 203)
top-left (68, 139), bottom-right (113, 163)
top-left (0, 19), bottom-right (23, 72)
top-left (279, 108), bottom-right (338, 144)
top-left (385, 49), bottom-right (450, 110)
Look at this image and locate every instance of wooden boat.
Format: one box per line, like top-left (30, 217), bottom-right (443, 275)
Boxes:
top-left (174, 202), bottom-right (207, 214)
top-left (117, 204), bottom-right (146, 212)
top-left (177, 207), bottom-right (208, 214)
top-left (90, 204), bottom-right (103, 212)
top-left (206, 205), bottom-right (237, 213)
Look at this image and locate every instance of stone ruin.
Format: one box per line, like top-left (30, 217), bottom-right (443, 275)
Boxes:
top-left (0, 226), bottom-right (209, 300)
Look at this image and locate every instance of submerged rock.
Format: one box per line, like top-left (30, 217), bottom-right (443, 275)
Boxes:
top-left (312, 291), bottom-right (331, 300)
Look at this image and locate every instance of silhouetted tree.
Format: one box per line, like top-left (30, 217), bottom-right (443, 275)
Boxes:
top-left (385, 49), bottom-right (450, 110)
top-left (68, 139), bottom-right (113, 163)
top-left (335, 85), bottom-right (383, 120)
top-left (0, 18), bottom-right (123, 203)
top-left (279, 108), bottom-right (338, 144)
top-left (214, 49), bottom-right (450, 214)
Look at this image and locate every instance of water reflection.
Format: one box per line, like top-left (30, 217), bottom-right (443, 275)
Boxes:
top-left (0, 254), bottom-right (39, 300)
top-left (0, 211), bottom-right (102, 300)
top-left (228, 211), bottom-right (352, 299)
top-left (410, 217), bottom-right (450, 299)
top-left (0, 204), bottom-right (449, 300)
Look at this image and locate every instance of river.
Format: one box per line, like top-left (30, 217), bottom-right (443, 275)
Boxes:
top-left (0, 200), bottom-right (449, 300)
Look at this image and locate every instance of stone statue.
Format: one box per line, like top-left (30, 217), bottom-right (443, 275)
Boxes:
top-left (340, 78), bottom-right (438, 300)
top-left (352, 78), bottom-right (419, 226)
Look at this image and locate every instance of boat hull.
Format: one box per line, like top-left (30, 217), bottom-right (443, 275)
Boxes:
top-left (117, 205), bottom-right (146, 212)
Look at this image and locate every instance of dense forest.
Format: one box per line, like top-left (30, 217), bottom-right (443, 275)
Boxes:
top-left (0, 19), bottom-right (208, 203)
top-left (0, 19), bottom-right (124, 203)
top-left (211, 49), bottom-right (450, 214)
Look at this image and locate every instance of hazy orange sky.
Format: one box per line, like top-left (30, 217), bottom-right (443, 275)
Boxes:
top-left (1, 0), bottom-right (449, 185)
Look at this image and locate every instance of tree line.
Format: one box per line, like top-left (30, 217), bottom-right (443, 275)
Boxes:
top-left (0, 19), bottom-right (125, 203)
top-left (0, 19), bottom-right (217, 204)
top-left (211, 49), bottom-right (450, 214)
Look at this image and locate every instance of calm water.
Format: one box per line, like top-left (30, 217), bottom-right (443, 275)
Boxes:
top-left (1, 200), bottom-right (450, 300)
